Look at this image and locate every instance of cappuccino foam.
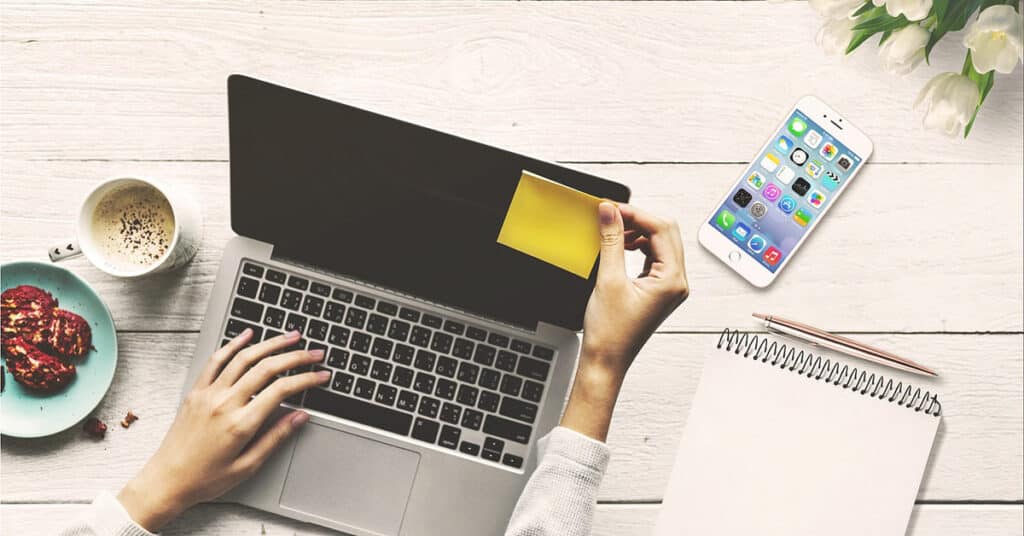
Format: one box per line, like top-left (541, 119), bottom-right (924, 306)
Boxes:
top-left (90, 184), bottom-right (176, 272)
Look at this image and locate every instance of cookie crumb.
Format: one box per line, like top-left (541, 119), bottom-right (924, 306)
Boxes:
top-left (120, 410), bottom-right (139, 428)
top-left (83, 417), bottom-right (107, 439)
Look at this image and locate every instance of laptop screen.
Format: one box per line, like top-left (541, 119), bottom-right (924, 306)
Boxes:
top-left (228, 76), bottom-right (630, 331)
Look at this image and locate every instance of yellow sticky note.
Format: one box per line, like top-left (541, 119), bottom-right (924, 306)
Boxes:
top-left (497, 170), bottom-right (602, 278)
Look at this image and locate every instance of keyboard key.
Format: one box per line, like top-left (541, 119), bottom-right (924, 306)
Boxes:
top-left (302, 295), bottom-right (324, 317)
top-left (310, 282), bottom-right (331, 297)
top-left (484, 437), bottom-right (505, 452)
top-left (502, 454), bottom-right (524, 469)
top-left (231, 298), bottom-right (263, 322)
top-left (332, 288), bottom-right (353, 303)
top-left (285, 313), bottom-right (307, 334)
top-left (377, 301), bottom-right (398, 316)
top-left (474, 345), bottom-right (496, 366)
top-left (435, 378), bottom-right (457, 400)
top-left (328, 349), bottom-right (350, 369)
top-left (331, 371), bottom-right (354, 393)
top-left (375, 384), bottom-right (398, 406)
top-left (440, 403), bottom-right (462, 425)
top-left (478, 390), bottom-right (500, 412)
top-left (264, 329), bottom-right (282, 341)
top-left (495, 351), bottom-right (517, 372)
top-left (242, 262), bottom-right (264, 277)
top-left (414, 350), bottom-right (436, 372)
top-left (399, 307), bottom-right (420, 322)
top-left (422, 314), bottom-right (443, 329)
top-left (479, 369), bottom-right (500, 390)
top-left (484, 414), bottom-right (532, 444)
top-left (349, 354), bottom-right (371, 376)
top-left (439, 425), bottom-right (461, 449)
top-left (500, 397), bottom-right (538, 424)
top-left (521, 380), bottom-right (544, 402)
top-left (417, 396), bottom-right (440, 418)
top-left (392, 366), bottom-right (414, 388)
top-left (303, 388), bottom-right (412, 436)
top-left (371, 360), bottom-right (393, 381)
top-left (237, 277), bottom-right (259, 299)
top-left (430, 332), bottom-right (453, 354)
top-left (511, 339), bottom-right (532, 354)
top-left (443, 320), bottom-right (465, 335)
top-left (461, 409), bottom-right (483, 430)
top-left (500, 375), bottom-right (523, 397)
top-left (263, 307), bottom-right (285, 328)
top-left (225, 319), bottom-right (261, 340)
top-left (285, 391), bottom-right (305, 406)
top-left (413, 372), bottom-right (435, 394)
top-left (457, 362), bottom-right (480, 384)
top-left (328, 325), bottom-right (350, 347)
top-left (459, 441), bottom-right (480, 456)
top-left (412, 418), bottom-right (439, 443)
top-left (452, 338), bottom-right (475, 359)
top-left (324, 301), bottom-right (346, 323)
top-left (393, 344), bottom-right (415, 365)
top-left (466, 326), bottom-right (487, 342)
top-left (488, 333), bottom-right (510, 348)
top-left (344, 308), bottom-right (367, 329)
top-left (371, 338), bottom-right (394, 359)
top-left (387, 320), bottom-right (410, 342)
top-left (288, 275), bottom-right (309, 290)
top-left (435, 356), bottom-right (458, 378)
top-left (350, 332), bottom-right (371, 353)
top-left (281, 289), bottom-right (302, 311)
top-left (532, 345), bottom-right (555, 361)
top-left (258, 283), bottom-right (281, 305)
top-left (353, 378), bottom-right (375, 399)
top-left (516, 356), bottom-right (550, 381)
top-left (266, 269), bottom-right (287, 284)
top-left (367, 313), bottom-right (389, 335)
top-left (457, 384), bottom-right (479, 406)
top-left (306, 319), bottom-right (328, 341)
top-left (397, 390), bottom-right (419, 412)
top-left (481, 449), bottom-right (501, 462)
top-left (409, 326), bottom-right (431, 347)
top-left (307, 342), bottom-right (327, 359)
top-left (355, 295), bottom-right (376, 309)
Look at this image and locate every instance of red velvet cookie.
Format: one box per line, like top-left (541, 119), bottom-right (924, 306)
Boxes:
top-left (44, 309), bottom-right (93, 358)
top-left (2, 336), bottom-right (77, 391)
top-left (1, 285), bottom-right (58, 344)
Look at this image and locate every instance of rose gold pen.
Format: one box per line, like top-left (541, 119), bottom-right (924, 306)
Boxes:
top-left (753, 313), bottom-right (938, 377)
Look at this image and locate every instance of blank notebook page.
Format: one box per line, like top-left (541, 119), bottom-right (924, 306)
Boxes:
top-left (655, 352), bottom-right (940, 536)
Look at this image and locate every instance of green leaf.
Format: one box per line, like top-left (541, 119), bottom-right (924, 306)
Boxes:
top-left (963, 51), bottom-right (995, 138)
top-left (925, 0), bottom-right (983, 62)
top-left (931, 0), bottom-right (949, 23)
top-left (846, 29), bottom-right (877, 54)
top-left (851, 1), bottom-right (876, 17)
top-left (879, 29), bottom-right (894, 44)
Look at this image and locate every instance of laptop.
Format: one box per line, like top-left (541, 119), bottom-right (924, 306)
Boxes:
top-left (182, 75), bottom-right (631, 536)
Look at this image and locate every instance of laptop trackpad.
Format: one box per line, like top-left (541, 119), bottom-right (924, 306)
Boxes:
top-left (279, 424), bottom-right (420, 536)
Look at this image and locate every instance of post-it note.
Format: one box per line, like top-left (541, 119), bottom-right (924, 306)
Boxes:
top-left (497, 170), bottom-right (602, 279)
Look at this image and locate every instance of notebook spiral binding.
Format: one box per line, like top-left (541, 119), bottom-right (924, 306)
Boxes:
top-left (718, 329), bottom-right (941, 417)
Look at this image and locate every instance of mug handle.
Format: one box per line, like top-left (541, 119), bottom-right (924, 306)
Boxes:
top-left (48, 240), bottom-right (82, 262)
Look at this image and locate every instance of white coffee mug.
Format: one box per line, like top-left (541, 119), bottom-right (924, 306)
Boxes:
top-left (48, 177), bottom-right (201, 278)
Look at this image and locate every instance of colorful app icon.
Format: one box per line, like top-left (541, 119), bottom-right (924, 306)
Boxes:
top-left (788, 116), bottom-right (808, 138)
top-left (776, 136), bottom-right (794, 153)
top-left (820, 142), bottom-right (838, 161)
top-left (804, 130), bottom-right (822, 149)
top-left (792, 177), bottom-right (811, 196)
top-left (748, 234), bottom-right (767, 253)
top-left (777, 195), bottom-right (796, 214)
top-left (762, 183), bottom-right (782, 201)
top-left (836, 154), bottom-right (853, 171)
top-left (760, 153), bottom-right (780, 172)
top-left (715, 209), bottom-right (735, 229)
top-left (749, 201), bottom-right (768, 219)
top-left (822, 170), bottom-right (841, 191)
top-left (808, 189), bottom-right (826, 209)
top-left (732, 222), bottom-right (750, 241)
top-left (763, 246), bottom-right (782, 266)
top-left (793, 208), bottom-right (812, 227)
top-left (776, 166), bottom-right (795, 184)
top-left (747, 172), bottom-right (766, 190)
top-left (790, 148), bottom-right (808, 166)
top-left (806, 159), bottom-right (824, 179)
top-left (732, 188), bottom-right (753, 207)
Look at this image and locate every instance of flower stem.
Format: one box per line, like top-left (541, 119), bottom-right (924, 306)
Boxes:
top-left (961, 51), bottom-right (974, 76)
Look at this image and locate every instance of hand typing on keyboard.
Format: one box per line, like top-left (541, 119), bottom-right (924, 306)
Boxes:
top-left (561, 202), bottom-right (690, 442)
top-left (116, 330), bottom-right (329, 532)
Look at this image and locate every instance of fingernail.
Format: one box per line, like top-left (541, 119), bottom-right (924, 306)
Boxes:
top-left (285, 330), bottom-right (300, 339)
top-left (599, 202), bottom-right (616, 225)
top-left (240, 328), bottom-right (252, 338)
top-left (317, 370), bottom-right (332, 381)
top-left (290, 412), bottom-right (310, 427)
top-left (309, 349), bottom-right (325, 359)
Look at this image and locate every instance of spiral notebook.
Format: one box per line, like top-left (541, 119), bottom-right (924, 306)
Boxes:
top-left (654, 330), bottom-right (942, 536)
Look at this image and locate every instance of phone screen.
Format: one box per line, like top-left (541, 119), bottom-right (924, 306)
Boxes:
top-left (708, 109), bottom-right (863, 272)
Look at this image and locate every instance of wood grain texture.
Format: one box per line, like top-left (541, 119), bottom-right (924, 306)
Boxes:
top-left (2, 503), bottom-right (1022, 535)
top-left (2, 160), bottom-right (1021, 333)
top-left (1, 2), bottom-right (1021, 164)
top-left (2, 333), bottom-right (1020, 503)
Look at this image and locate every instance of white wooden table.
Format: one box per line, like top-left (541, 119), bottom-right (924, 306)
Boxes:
top-left (2, 2), bottom-right (1022, 534)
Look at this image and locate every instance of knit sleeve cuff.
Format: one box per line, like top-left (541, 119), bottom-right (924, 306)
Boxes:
top-left (89, 492), bottom-right (158, 536)
top-left (537, 426), bottom-right (611, 473)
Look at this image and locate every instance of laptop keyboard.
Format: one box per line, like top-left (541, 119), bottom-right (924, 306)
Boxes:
top-left (221, 260), bottom-right (557, 470)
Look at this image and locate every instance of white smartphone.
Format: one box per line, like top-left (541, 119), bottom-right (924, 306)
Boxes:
top-left (698, 96), bottom-right (873, 287)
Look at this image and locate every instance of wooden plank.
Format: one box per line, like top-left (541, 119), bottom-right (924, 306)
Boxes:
top-left (2, 503), bottom-right (1021, 535)
top-left (2, 160), bottom-right (1021, 332)
top-left (1, 1), bottom-right (1020, 164)
top-left (2, 333), bottom-right (1020, 503)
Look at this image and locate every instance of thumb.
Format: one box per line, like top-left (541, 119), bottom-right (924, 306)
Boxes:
top-left (235, 411), bottom-right (308, 475)
top-left (597, 202), bottom-right (626, 284)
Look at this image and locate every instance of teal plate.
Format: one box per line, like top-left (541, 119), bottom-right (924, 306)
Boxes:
top-left (1, 261), bottom-right (118, 438)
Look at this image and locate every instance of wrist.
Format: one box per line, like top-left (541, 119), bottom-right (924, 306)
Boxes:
top-left (117, 466), bottom-right (189, 532)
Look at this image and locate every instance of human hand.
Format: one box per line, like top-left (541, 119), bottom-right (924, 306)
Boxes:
top-left (561, 202), bottom-right (689, 441)
top-left (117, 330), bottom-right (329, 531)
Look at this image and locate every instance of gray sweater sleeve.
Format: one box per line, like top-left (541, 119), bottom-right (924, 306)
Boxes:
top-left (504, 426), bottom-right (612, 536)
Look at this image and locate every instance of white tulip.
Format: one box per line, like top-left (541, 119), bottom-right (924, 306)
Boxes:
top-left (817, 17), bottom-right (857, 55)
top-left (964, 5), bottom-right (1024, 74)
top-left (878, 24), bottom-right (930, 75)
top-left (914, 72), bottom-right (981, 136)
top-left (872, 0), bottom-right (933, 22)
top-left (809, 0), bottom-right (865, 20)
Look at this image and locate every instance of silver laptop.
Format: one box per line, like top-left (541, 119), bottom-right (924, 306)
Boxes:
top-left (182, 75), bottom-right (630, 536)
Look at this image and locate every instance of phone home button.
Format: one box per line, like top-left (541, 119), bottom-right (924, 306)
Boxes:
top-left (728, 251), bottom-right (742, 263)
